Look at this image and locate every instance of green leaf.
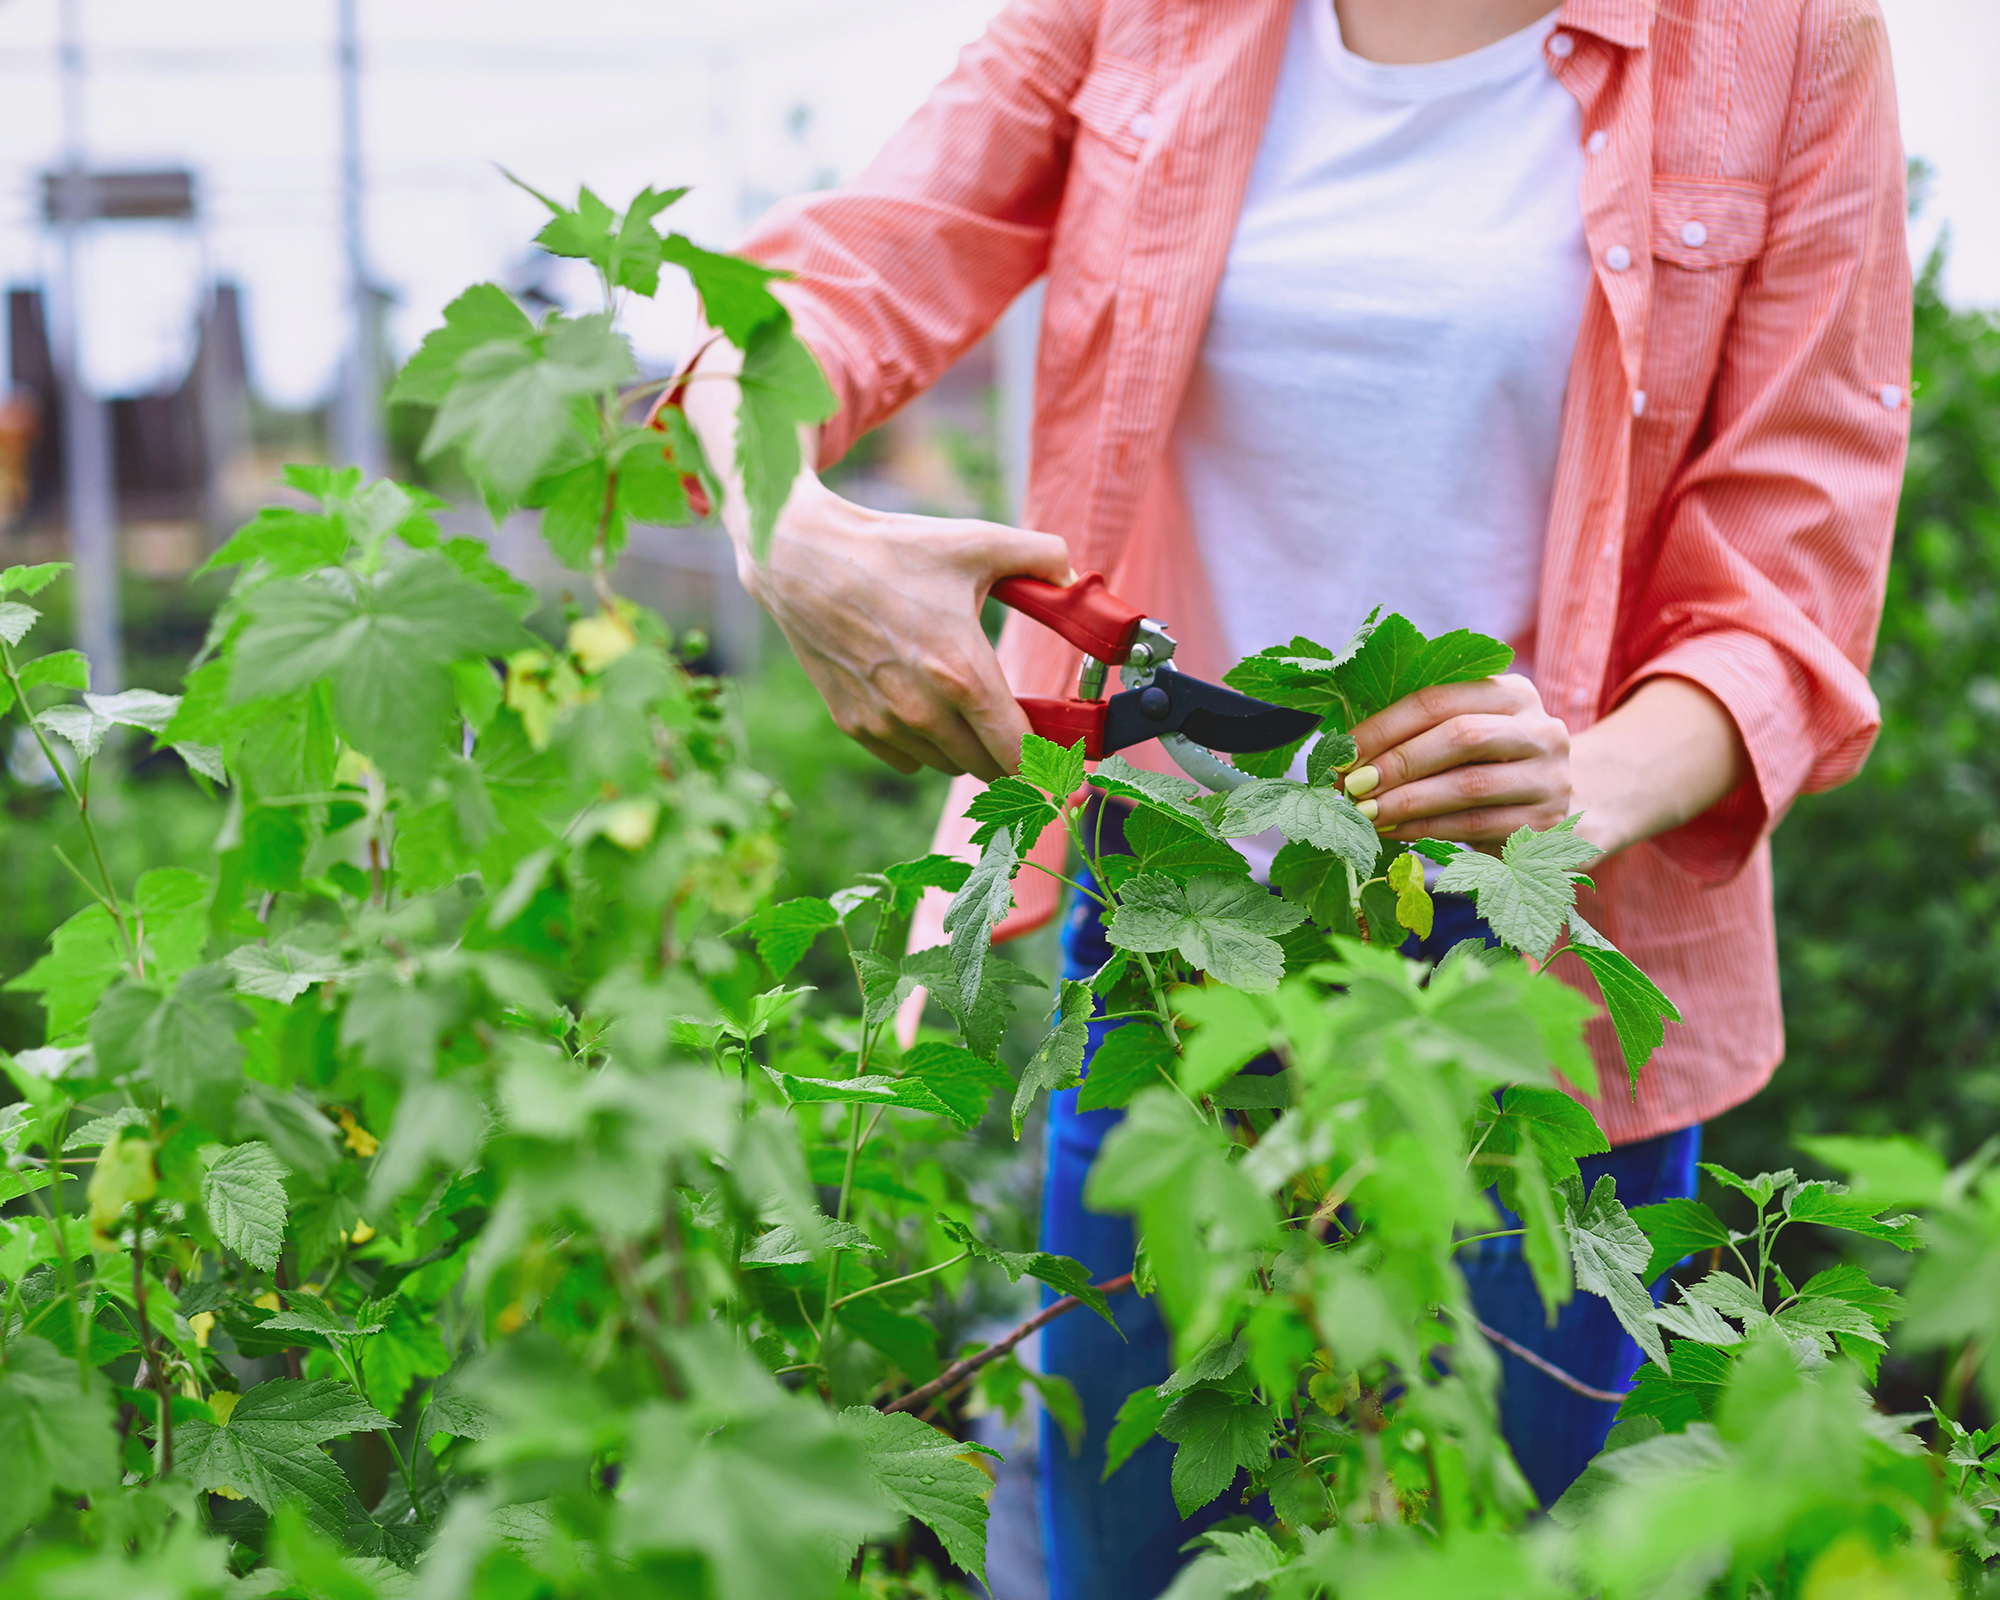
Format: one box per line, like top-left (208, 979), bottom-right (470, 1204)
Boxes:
top-left (1568, 912), bottom-right (1681, 1089)
top-left (1616, 1341), bottom-right (1734, 1431)
top-left (389, 282), bottom-right (534, 406)
top-left (899, 1042), bottom-right (1013, 1128)
top-left (1699, 1162), bottom-right (1793, 1209)
top-left (0, 561), bottom-right (70, 597)
top-left (934, 1216), bottom-right (1117, 1327)
top-left (1088, 755), bottom-right (1218, 831)
top-left (1106, 871), bottom-right (1305, 992)
top-left (1781, 1264), bottom-right (1901, 1380)
top-left (17, 649), bottom-right (88, 692)
top-left (360, 1304), bottom-right (450, 1416)
top-left (228, 550), bottom-right (532, 789)
top-left (735, 314), bottom-right (837, 557)
top-left (1155, 1385), bottom-right (1277, 1517)
top-left (36, 687), bottom-right (182, 761)
top-left (1784, 1182), bottom-right (1919, 1249)
top-left (421, 313), bottom-right (633, 505)
top-left (940, 828), bottom-right (1018, 1016)
top-left (1564, 1174), bottom-right (1670, 1374)
top-left (1334, 611), bottom-right (1514, 726)
top-left (663, 234), bottom-right (789, 344)
top-left (1013, 978), bottom-right (1091, 1135)
top-left (615, 1394), bottom-right (891, 1596)
top-left (1172, 986), bottom-right (1275, 1098)
top-left (1434, 815), bottom-right (1598, 957)
top-left (1268, 841), bottom-right (1357, 933)
top-left (201, 1141), bottom-right (289, 1270)
top-left (1305, 729), bottom-right (1358, 788)
top-left (224, 942), bottom-right (342, 1003)
top-left (1103, 1383), bottom-right (1173, 1482)
top-left (1217, 778), bottom-right (1380, 876)
top-left (898, 945), bottom-right (1039, 1063)
top-left (0, 1336), bottom-right (118, 1542)
top-left (735, 896), bottom-right (840, 978)
top-left (1124, 804), bottom-right (1248, 884)
top-left (175, 1379), bottom-right (390, 1535)
top-left (1628, 1197), bottom-right (1734, 1282)
top-left (965, 774), bottom-right (1058, 849)
top-left (1794, 1135), bottom-right (1947, 1209)
top-left (616, 426), bottom-right (692, 526)
top-left (92, 966), bottom-right (251, 1125)
top-left (0, 600), bottom-right (40, 645)
top-left (768, 1070), bottom-right (955, 1119)
top-left (1019, 733), bottom-right (1088, 799)
top-left (1077, 1024), bottom-right (1177, 1113)
top-left (839, 1408), bottom-right (998, 1586)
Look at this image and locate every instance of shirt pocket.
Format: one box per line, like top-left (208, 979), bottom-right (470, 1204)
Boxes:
top-left (1650, 177), bottom-right (1771, 270)
top-left (1052, 54), bottom-right (1156, 288)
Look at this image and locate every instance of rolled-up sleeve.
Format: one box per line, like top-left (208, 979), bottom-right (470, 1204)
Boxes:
top-left (1617, 1), bottom-right (1911, 881)
top-left (735, 0), bottom-right (1096, 464)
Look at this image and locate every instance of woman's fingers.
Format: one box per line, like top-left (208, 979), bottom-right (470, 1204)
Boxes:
top-left (1363, 758), bottom-right (1571, 833)
top-left (1347, 676), bottom-right (1541, 771)
top-left (1349, 713), bottom-right (1548, 796)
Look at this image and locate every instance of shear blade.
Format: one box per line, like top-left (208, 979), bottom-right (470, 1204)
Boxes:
top-left (1101, 667), bottom-right (1320, 758)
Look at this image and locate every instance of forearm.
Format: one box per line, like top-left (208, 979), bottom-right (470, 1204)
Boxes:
top-left (678, 331), bottom-right (829, 566)
top-left (1569, 676), bottom-right (1749, 859)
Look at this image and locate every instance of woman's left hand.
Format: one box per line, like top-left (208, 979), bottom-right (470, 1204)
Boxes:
top-left (1340, 674), bottom-right (1576, 850)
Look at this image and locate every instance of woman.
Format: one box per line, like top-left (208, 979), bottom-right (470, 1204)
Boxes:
top-left (682, 0), bottom-right (1909, 1592)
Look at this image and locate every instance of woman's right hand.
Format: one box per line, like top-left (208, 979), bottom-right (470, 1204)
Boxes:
top-left (739, 482), bottom-right (1074, 780)
top-left (680, 331), bottom-right (1072, 779)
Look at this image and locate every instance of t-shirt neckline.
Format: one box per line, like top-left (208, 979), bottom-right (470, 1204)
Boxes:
top-left (1310, 2), bottom-right (1565, 101)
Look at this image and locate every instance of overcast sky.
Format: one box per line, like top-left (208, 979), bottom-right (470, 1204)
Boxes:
top-left (0, 0), bottom-right (1992, 407)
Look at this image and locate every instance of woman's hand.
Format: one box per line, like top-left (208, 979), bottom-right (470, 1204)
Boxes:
top-left (1341, 674), bottom-right (1750, 859)
top-left (679, 332), bottom-right (1072, 781)
top-left (1341, 675), bottom-right (1574, 850)
top-left (740, 483), bottom-right (1072, 780)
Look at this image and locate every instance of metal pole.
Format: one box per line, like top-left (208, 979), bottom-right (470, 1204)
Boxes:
top-left (52, 0), bottom-right (121, 692)
top-left (333, 0), bottom-right (382, 476)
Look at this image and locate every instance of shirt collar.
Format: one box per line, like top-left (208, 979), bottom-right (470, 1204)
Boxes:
top-left (1556, 0), bottom-right (1652, 50)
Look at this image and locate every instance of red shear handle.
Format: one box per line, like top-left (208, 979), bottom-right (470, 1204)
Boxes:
top-left (991, 572), bottom-right (1145, 665)
top-left (1017, 696), bottom-right (1107, 762)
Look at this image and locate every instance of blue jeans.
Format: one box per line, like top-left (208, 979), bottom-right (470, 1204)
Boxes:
top-left (1037, 822), bottom-right (1700, 1599)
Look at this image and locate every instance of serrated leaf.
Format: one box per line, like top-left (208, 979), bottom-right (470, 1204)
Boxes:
top-left (1268, 840), bottom-right (1356, 933)
top-left (1088, 756), bottom-right (1218, 831)
top-left (839, 1408), bottom-right (998, 1586)
top-left (1077, 1024), bottom-right (1177, 1113)
top-left (1435, 815), bottom-right (1598, 957)
top-left (1699, 1162), bottom-right (1793, 1209)
top-left (735, 314), bottom-right (836, 557)
top-left (1334, 612), bottom-right (1515, 726)
top-left (16, 648), bottom-right (88, 692)
top-left (735, 896), bottom-right (840, 978)
top-left (1794, 1135), bottom-right (1947, 1209)
top-left (1568, 911), bottom-right (1680, 1088)
top-left (1564, 1174), bottom-right (1669, 1374)
top-left (898, 1042), bottom-right (1011, 1128)
top-left (1018, 732), bottom-right (1086, 799)
top-left (934, 1217), bottom-right (1117, 1328)
top-left (1103, 1383), bottom-right (1173, 1482)
top-left (1156, 1385), bottom-right (1276, 1517)
top-left (0, 1337), bottom-right (118, 1542)
top-left (0, 601), bottom-right (39, 645)
top-left (202, 1141), bottom-right (289, 1270)
top-left (965, 775), bottom-right (1058, 850)
top-left (1106, 872), bottom-right (1305, 992)
top-left (1, 561), bottom-right (70, 597)
top-left (663, 234), bottom-right (789, 345)
top-left (1217, 778), bottom-right (1379, 876)
top-left (1616, 1341), bottom-right (1734, 1430)
top-left (740, 1216), bottom-right (878, 1267)
top-left (228, 551), bottom-right (531, 790)
top-left (768, 1070), bottom-right (955, 1118)
top-left (1628, 1197), bottom-right (1734, 1282)
top-left (940, 829), bottom-right (1018, 1016)
top-left (1124, 804), bottom-right (1248, 884)
top-left (1013, 978), bottom-right (1091, 1135)
top-left (1305, 730), bottom-right (1357, 788)
top-left (389, 283), bottom-right (535, 407)
top-left (1650, 1291), bottom-right (1743, 1345)
top-left (175, 1379), bottom-right (389, 1535)
top-left (1784, 1183), bottom-right (1919, 1249)
top-left (224, 943), bottom-right (343, 1003)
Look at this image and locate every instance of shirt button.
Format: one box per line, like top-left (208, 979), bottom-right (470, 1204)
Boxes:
top-left (1586, 130), bottom-right (1608, 155)
top-left (1128, 111), bottom-right (1155, 140)
top-left (1632, 390), bottom-right (1648, 418)
top-left (1605, 244), bottom-right (1632, 272)
top-left (1680, 219), bottom-right (1708, 247)
top-left (1879, 384), bottom-right (1903, 410)
top-left (1548, 31), bottom-right (1575, 58)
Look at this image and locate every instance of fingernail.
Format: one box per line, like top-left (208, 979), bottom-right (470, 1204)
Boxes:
top-left (1344, 765), bottom-right (1380, 798)
top-left (1355, 798), bottom-right (1378, 821)
top-left (1375, 822), bottom-right (1396, 836)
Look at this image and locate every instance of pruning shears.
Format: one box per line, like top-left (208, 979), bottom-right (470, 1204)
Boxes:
top-left (992, 573), bottom-right (1319, 791)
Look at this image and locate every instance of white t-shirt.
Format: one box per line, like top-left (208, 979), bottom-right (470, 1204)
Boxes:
top-left (1173, 0), bottom-right (1591, 680)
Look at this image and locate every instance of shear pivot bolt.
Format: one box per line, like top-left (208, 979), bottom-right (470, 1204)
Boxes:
top-left (1138, 686), bottom-right (1172, 721)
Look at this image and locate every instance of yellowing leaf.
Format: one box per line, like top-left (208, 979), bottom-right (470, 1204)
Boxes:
top-left (86, 1130), bottom-right (157, 1233)
top-left (1386, 851), bottom-right (1433, 940)
top-left (568, 611), bottom-right (636, 674)
top-left (254, 1292), bottom-right (283, 1313)
top-left (600, 799), bottom-right (660, 851)
top-left (347, 1219), bottom-right (375, 1246)
top-left (208, 1389), bottom-right (239, 1425)
top-left (189, 1312), bottom-right (216, 1349)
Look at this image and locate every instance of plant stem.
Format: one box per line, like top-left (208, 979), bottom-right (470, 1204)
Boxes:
top-left (1019, 858), bottom-right (1108, 907)
top-left (1452, 1228), bottom-right (1526, 1251)
top-left (882, 1272), bottom-right (1135, 1415)
top-left (830, 1251), bottom-right (970, 1314)
top-left (816, 1101), bottom-right (866, 1370)
top-left (132, 1209), bottom-right (171, 1474)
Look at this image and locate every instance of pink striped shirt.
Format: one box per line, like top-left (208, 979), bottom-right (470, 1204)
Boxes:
top-left (739, 0), bottom-right (1912, 1143)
